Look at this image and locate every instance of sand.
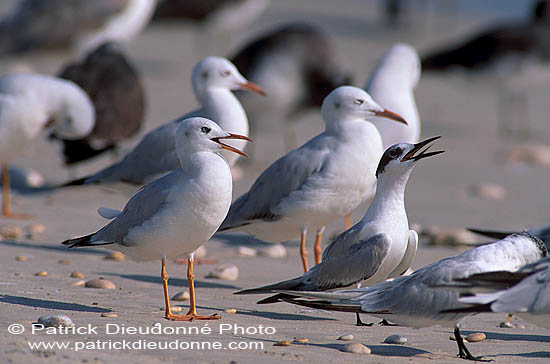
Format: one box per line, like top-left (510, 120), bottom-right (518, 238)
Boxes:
top-left (1, 1), bottom-right (549, 363)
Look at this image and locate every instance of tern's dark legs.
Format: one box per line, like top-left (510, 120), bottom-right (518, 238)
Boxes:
top-left (454, 325), bottom-right (491, 361)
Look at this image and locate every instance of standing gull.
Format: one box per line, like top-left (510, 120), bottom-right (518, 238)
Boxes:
top-left (218, 86), bottom-right (407, 272)
top-left (277, 233), bottom-right (547, 360)
top-left (63, 56), bottom-right (264, 187)
top-left (0, 73), bottom-right (95, 217)
top-left (235, 137), bottom-right (443, 304)
top-left (365, 43), bottom-right (421, 149)
top-left (56, 42), bottom-right (145, 167)
top-left (62, 117), bottom-right (251, 321)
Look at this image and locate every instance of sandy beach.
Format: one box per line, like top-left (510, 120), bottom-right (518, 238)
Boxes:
top-left (1, 1), bottom-right (549, 363)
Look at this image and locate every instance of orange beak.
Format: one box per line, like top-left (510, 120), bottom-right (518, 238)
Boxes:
top-left (239, 81), bottom-right (266, 96)
top-left (373, 109), bottom-right (408, 125)
top-left (212, 133), bottom-right (253, 157)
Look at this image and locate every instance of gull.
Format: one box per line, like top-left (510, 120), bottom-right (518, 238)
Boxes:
top-left (55, 42), bottom-right (145, 168)
top-left (365, 43), bottom-right (421, 149)
top-left (443, 257), bottom-right (550, 329)
top-left (0, 73), bottom-right (95, 218)
top-left (235, 137), bottom-right (443, 305)
top-left (63, 56), bottom-right (264, 187)
top-left (218, 86), bottom-right (407, 272)
top-left (0, 0), bottom-right (157, 56)
top-left (62, 117), bottom-right (251, 321)
top-left (276, 232), bottom-right (548, 360)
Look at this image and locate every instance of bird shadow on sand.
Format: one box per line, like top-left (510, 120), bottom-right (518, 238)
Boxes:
top-left (0, 295), bottom-right (110, 313)
top-left (0, 239), bottom-right (107, 256)
top-left (299, 342), bottom-right (430, 357)
top-left (495, 351), bottom-right (550, 359)
top-left (212, 233), bottom-right (299, 248)
top-left (218, 308), bottom-right (337, 321)
top-left (98, 272), bottom-right (240, 290)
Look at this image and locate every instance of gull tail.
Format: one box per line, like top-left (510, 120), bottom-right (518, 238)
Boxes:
top-left (278, 295), bottom-right (363, 313)
top-left (234, 276), bottom-right (306, 296)
top-left (467, 227), bottom-right (515, 240)
top-left (441, 303), bottom-right (493, 314)
top-left (62, 234), bottom-right (112, 248)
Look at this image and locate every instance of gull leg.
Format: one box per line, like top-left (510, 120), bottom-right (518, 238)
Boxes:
top-left (344, 213), bottom-right (352, 229)
top-left (313, 226), bottom-right (325, 265)
top-left (355, 313), bottom-right (374, 326)
top-left (162, 256), bottom-right (220, 321)
top-left (300, 228), bottom-right (308, 272)
top-left (1, 163), bottom-right (30, 219)
top-left (454, 325), bottom-right (491, 361)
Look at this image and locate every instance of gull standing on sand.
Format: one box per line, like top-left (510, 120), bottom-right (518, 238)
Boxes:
top-left (444, 256), bottom-right (550, 329)
top-left (235, 137), bottom-right (443, 303)
top-left (63, 117), bottom-right (251, 321)
top-left (0, 0), bottom-right (157, 56)
top-left (0, 73), bottom-right (95, 217)
top-left (365, 43), bottom-right (421, 149)
top-left (277, 232), bottom-right (547, 360)
top-left (218, 86), bottom-right (407, 272)
top-left (63, 56), bottom-right (264, 187)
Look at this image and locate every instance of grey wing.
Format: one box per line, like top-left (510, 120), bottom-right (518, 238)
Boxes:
top-left (387, 230), bottom-right (418, 278)
top-left (92, 171), bottom-right (180, 244)
top-left (85, 120), bottom-right (182, 184)
top-left (305, 233), bottom-right (392, 290)
top-left (0, 0), bottom-right (127, 54)
top-left (219, 134), bottom-right (333, 230)
top-left (321, 223), bottom-right (364, 260)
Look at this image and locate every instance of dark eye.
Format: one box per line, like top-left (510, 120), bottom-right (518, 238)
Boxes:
top-left (201, 126), bottom-right (211, 134)
top-left (202, 72), bottom-right (208, 79)
top-left (354, 99), bottom-right (364, 105)
top-left (221, 70), bottom-right (231, 77)
top-left (390, 148), bottom-right (401, 157)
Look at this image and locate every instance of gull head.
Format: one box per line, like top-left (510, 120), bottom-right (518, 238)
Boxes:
top-left (383, 43), bottom-right (421, 88)
top-left (191, 57), bottom-right (265, 96)
top-left (375, 136), bottom-right (444, 178)
top-left (50, 81), bottom-right (95, 140)
top-left (321, 86), bottom-right (407, 125)
top-left (175, 117), bottom-right (252, 158)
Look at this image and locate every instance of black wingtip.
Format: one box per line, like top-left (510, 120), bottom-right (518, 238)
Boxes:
top-left (61, 233), bottom-right (112, 248)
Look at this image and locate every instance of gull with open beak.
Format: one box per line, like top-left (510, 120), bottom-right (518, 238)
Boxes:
top-left (63, 56), bottom-right (264, 187)
top-left (219, 86), bottom-right (407, 272)
top-left (235, 137), bottom-right (443, 310)
top-left (63, 117), bottom-right (250, 321)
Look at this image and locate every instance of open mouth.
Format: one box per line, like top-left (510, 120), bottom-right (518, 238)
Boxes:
top-left (402, 136), bottom-right (444, 161)
top-left (211, 133), bottom-right (253, 157)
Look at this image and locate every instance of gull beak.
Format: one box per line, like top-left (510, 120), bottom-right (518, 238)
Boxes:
top-left (402, 136), bottom-right (445, 162)
top-left (211, 133), bottom-right (253, 157)
top-left (373, 109), bottom-right (408, 125)
top-left (239, 81), bottom-right (266, 96)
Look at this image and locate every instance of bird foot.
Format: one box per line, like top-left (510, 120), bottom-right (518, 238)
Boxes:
top-left (457, 352), bottom-right (493, 362)
top-left (379, 319), bottom-right (398, 326)
top-left (164, 312), bottom-right (221, 321)
top-left (356, 321), bottom-right (374, 327)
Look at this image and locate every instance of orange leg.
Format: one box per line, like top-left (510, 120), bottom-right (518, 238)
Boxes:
top-left (162, 257), bottom-right (220, 321)
top-left (300, 228), bottom-right (308, 272)
top-left (344, 213), bottom-right (352, 230)
top-left (313, 226), bottom-right (325, 265)
top-left (2, 163), bottom-right (31, 219)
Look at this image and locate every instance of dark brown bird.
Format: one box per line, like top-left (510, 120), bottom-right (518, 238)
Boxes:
top-left (56, 42), bottom-right (145, 166)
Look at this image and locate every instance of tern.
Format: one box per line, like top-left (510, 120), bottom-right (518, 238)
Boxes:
top-left (63, 56), bottom-right (264, 187)
top-left (0, 73), bottom-right (95, 218)
top-left (442, 256), bottom-right (550, 329)
top-left (62, 117), bottom-right (251, 321)
top-left (276, 233), bottom-right (547, 361)
top-left (235, 137), bottom-right (443, 307)
top-left (218, 86), bottom-right (407, 272)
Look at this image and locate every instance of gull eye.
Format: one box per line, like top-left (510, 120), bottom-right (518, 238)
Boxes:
top-left (201, 126), bottom-right (211, 134)
top-left (202, 72), bottom-right (208, 79)
top-left (221, 70), bottom-right (231, 77)
top-left (354, 99), bottom-right (364, 105)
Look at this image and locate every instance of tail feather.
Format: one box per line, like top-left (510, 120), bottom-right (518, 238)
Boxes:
top-left (441, 303), bottom-right (493, 314)
top-left (234, 276), bottom-right (306, 296)
top-left (278, 296), bottom-right (363, 313)
top-left (61, 233), bottom-right (112, 248)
